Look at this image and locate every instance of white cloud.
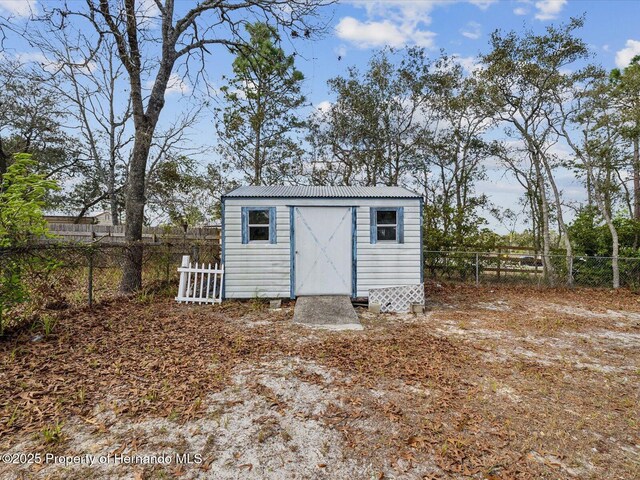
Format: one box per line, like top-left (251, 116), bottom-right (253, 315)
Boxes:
top-left (453, 54), bottom-right (481, 74)
top-left (14, 51), bottom-right (61, 73)
top-left (0, 0), bottom-right (36, 17)
top-left (479, 179), bottom-right (523, 194)
top-left (534, 0), bottom-right (567, 20)
top-left (352, 0), bottom-right (437, 26)
top-left (15, 51), bottom-right (49, 65)
top-left (460, 21), bottom-right (481, 40)
top-left (166, 74), bottom-right (191, 95)
top-left (615, 39), bottom-right (640, 69)
top-left (513, 0), bottom-right (531, 16)
top-left (468, 0), bottom-right (497, 9)
top-left (338, 1), bottom-right (497, 49)
top-left (547, 142), bottom-right (573, 162)
top-left (136, 0), bottom-right (160, 28)
top-left (15, 52), bottom-right (97, 74)
top-left (316, 100), bottom-right (332, 113)
top-left (147, 74), bottom-right (191, 95)
top-left (336, 16), bottom-right (435, 49)
top-left (334, 44), bottom-right (348, 59)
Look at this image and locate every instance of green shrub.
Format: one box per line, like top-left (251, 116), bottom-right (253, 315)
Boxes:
top-left (0, 154), bottom-right (59, 334)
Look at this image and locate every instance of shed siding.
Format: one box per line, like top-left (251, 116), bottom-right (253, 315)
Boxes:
top-left (223, 197), bottom-right (422, 299)
top-left (356, 205), bottom-right (421, 297)
top-left (223, 204), bottom-right (290, 298)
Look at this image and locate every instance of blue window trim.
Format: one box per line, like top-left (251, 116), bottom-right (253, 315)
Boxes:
top-left (370, 207), bottom-right (404, 244)
top-left (241, 206), bottom-right (276, 244)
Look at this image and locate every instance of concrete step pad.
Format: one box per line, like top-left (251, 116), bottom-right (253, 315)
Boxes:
top-left (293, 295), bottom-right (362, 330)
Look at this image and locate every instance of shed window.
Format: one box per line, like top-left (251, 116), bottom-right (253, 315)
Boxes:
top-left (376, 210), bottom-right (397, 241)
top-left (242, 207), bottom-right (276, 244)
top-left (249, 209), bottom-right (269, 241)
top-left (370, 207), bottom-right (404, 244)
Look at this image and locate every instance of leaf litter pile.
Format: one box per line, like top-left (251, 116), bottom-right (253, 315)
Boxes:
top-left (1, 284), bottom-right (639, 479)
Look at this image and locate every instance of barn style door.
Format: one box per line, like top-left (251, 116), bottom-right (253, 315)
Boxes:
top-left (294, 206), bottom-right (352, 296)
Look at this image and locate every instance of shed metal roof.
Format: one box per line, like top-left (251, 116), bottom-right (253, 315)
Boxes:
top-left (223, 186), bottom-right (421, 199)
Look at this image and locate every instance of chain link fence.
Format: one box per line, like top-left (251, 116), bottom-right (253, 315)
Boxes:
top-left (0, 242), bottom-right (221, 334)
top-left (4, 243), bottom-right (638, 335)
top-left (424, 251), bottom-right (640, 289)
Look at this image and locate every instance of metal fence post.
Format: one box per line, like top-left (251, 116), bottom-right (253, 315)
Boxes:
top-left (165, 243), bottom-right (171, 282)
top-left (88, 252), bottom-right (94, 308)
top-left (475, 253), bottom-right (479, 287)
top-left (568, 255), bottom-right (573, 288)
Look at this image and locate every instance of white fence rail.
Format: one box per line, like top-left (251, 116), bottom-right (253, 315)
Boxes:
top-left (175, 255), bottom-right (224, 304)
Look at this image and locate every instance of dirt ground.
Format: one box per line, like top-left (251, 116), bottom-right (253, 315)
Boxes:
top-left (1, 284), bottom-right (638, 479)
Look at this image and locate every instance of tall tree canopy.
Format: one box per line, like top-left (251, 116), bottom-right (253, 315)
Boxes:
top-left (610, 55), bottom-right (640, 221)
top-left (309, 48), bottom-right (431, 187)
top-left (478, 18), bottom-right (590, 281)
top-left (0, 61), bottom-right (79, 180)
top-left (217, 22), bottom-right (306, 186)
top-left (416, 56), bottom-right (497, 250)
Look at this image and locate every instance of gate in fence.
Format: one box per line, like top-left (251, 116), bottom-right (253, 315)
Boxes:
top-left (175, 255), bottom-right (224, 304)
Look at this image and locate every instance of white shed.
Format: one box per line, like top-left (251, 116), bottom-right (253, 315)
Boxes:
top-left (221, 186), bottom-right (423, 299)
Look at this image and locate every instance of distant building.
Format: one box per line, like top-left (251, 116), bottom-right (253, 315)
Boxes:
top-left (93, 211), bottom-right (114, 225)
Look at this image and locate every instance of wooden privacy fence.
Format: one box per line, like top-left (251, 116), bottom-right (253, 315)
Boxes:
top-left (46, 223), bottom-right (220, 244)
top-left (175, 255), bottom-right (224, 304)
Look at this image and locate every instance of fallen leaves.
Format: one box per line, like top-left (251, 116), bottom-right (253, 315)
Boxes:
top-left (1, 284), bottom-right (638, 479)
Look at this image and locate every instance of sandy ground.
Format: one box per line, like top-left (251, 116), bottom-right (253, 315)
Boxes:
top-left (1, 284), bottom-right (639, 479)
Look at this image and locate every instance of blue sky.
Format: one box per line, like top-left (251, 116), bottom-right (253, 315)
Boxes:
top-left (300, 0), bottom-right (640, 108)
top-left (299, 0), bottom-right (640, 233)
top-left (2, 0), bottom-right (640, 231)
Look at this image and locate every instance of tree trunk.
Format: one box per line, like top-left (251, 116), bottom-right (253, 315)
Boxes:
top-left (0, 137), bottom-right (8, 177)
top-left (588, 166), bottom-right (620, 289)
top-left (609, 217), bottom-right (620, 289)
top-left (535, 160), bottom-right (556, 283)
top-left (633, 137), bottom-right (640, 249)
top-left (120, 123), bottom-right (154, 292)
top-left (634, 137), bottom-right (640, 220)
top-left (542, 156), bottom-right (573, 285)
top-left (595, 181), bottom-right (620, 289)
top-left (254, 126), bottom-right (262, 186)
top-left (109, 181), bottom-right (120, 226)
top-left (108, 128), bottom-right (119, 226)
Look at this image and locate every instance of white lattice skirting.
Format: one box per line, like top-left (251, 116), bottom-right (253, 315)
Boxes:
top-left (369, 284), bottom-right (425, 313)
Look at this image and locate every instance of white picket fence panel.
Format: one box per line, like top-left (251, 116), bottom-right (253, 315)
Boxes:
top-left (175, 255), bottom-right (224, 304)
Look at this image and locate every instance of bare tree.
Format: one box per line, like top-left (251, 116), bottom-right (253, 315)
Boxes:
top-left (37, 35), bottom-right (133, 224)
top-left (27, 0), bottom-right (331, 291)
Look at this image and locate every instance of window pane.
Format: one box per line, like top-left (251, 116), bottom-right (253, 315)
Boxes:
top-left (377, 210), bottom-right (396, 225)
top-left (249, 209), bottom-right (269, 225)
top-left (377, 226), bottom-right (397, 241)
top-left (249, 226), bottom-right (269, 241)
